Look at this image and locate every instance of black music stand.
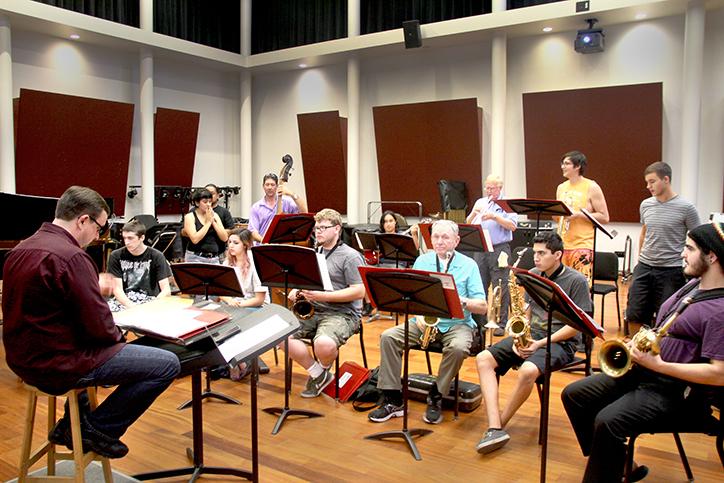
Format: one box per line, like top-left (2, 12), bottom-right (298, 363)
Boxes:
top-left (374, 233), bottom-right (418, 268)
top-left (361, 267), bottom-right (458, 460)
top-left (132, 304), bottom-right (300, 483)
top-left (261, 213), bottom-right (315, 244)
top-left (457, 224), bottom-right (493, 253)
top-left (496, 198), bottom-right (571, 234)
top-left (580, 208), bottom-right (616, 300)
top-left (252, 244), bottom-right (327, 434)
top-left (172, 263), bottom-right (244, 410)
top-left (512, 267), bottom-right (604, 483)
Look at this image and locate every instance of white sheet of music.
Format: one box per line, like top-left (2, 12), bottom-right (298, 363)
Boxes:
top-left (217, 314), bottom-right (289, 362)
top-left (316, 253), bottom-right (334, 291)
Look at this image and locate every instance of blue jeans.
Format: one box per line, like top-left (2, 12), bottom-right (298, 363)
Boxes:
top-left (75, 344), bottom-right (180, 439)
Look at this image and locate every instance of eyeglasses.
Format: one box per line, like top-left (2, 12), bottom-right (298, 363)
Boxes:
top-left (89, 215), bottom-right (110, 237)
top-left (561, 161), bottom-right (574, 166)
top-left (314, 225), bottom-right (336, 233)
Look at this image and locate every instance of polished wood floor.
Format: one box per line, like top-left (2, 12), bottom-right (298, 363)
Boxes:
top-left (0, 281), bottom-right (721, 482)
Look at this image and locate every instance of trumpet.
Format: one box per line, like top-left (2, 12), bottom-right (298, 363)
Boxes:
top-left (292, 293), bottom-right (314, 320)
top-left (598, 296), bottom-right (693, 378)
top-left (418, 316), bottom-right (440, 350)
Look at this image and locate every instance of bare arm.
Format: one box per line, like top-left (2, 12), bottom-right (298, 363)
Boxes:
top-left (112, 277), bottom-right (134, 309)
top-left (222, 291), bottom-right (266, 308)
top-left (299, 283), bottom-right (366, 304)
top-left (157, 278), bottom-right (171, 298)
top-left (587, 181), bottom-right (610, 224)
top-left (638, 224), bottom-right (647, 255)
top-left (210, 213), bottom-right (229, 242)
top-left (460, 296), bottom-right (487, 315)
top-left (184, 211), bottom-right (212, 245)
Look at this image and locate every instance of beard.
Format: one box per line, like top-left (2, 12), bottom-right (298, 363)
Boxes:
top-left (683, 252), bottom-right (707, 278)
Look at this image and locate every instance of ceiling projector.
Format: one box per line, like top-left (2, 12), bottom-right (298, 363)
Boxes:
top-left (575, 18), bottom-right (604, 54)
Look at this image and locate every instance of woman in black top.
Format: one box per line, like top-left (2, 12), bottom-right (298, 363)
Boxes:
top-left (183, 188), bottom-right (229, 264)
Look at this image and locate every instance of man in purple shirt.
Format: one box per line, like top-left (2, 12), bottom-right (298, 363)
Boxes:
top-left (248, 173), bottom-right (308, 243)
top-left (562, 222), bottom-right (724, 483)
top-left (2, 186), bottom-right (179, 459)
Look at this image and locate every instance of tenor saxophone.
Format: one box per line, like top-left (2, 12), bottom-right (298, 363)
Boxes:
top-left (504, 248), bottom-right (532, 350)
top-left (418, 316), bottom-right (440, 350)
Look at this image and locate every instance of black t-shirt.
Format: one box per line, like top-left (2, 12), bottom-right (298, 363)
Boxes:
top-left (108, 246), bottom-right (172, 296)
top-left (213, 205), bottom-right (235, 252)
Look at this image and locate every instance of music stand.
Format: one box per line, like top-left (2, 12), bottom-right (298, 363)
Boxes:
top-left (261, 213), bottom-right (315, 244)
top-left (495, 198), bottom-right (571, 234)
top-left (252, 244), bottom-right (328, 434)
top-left (374, 233), bottom-right (418, 268)
top-left (457, 224), bottom-right (493, 253)
top-left (512, 267), bottom-right (604, 483)
top-left (360, 266), bottom-right (461, 460)
top-left (172, 263), bottom-right (245, 409)
top-left (580, 207), bottom-right (616, 301)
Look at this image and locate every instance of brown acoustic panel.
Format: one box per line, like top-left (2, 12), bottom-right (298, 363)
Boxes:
top-left (154, 107), bottom-right (200, 215)
top-left (297, 111), bottom-right (347, 213)
top-left (15, 89), bottom-right (133, 215)
top-left (523, 83), bottom-right (662, 223)
top-left (373, 98), bottom-right (483, 217)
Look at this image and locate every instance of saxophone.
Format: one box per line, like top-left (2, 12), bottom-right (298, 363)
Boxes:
top-left (504, 248), bottom-right (532, 350)
top-left (598, 296), bottom-right (693, 378)
top-left (417, 250), bottom-right (452, 349)
top-left (292, 293), bottom-right (314, 320)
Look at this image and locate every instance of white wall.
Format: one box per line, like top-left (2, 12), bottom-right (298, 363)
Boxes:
top-left (7, 7), bottom-right (723, 249)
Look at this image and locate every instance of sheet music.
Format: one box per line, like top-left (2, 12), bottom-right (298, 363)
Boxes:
top-left (482, 228), bottom-right (493, 252)
top-left (427, 272), bottom-right (455, 290)
top-left (217, 314), bottom-right (290, 362)
top-left (316, 253), bottom-right (334, 291)
top-left (113, 298), bottom-right (227, 340)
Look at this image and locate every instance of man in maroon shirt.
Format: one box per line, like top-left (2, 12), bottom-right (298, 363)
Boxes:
top-left (3, 186), bottom-right (179, 459)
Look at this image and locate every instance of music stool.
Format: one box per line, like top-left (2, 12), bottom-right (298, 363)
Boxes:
top-left (18, 384), bottom-right (113, 483)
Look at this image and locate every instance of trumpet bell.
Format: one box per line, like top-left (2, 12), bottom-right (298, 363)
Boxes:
top-left (597, 339), bottom-right (632, 378)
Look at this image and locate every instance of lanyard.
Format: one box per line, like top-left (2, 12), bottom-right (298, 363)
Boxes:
top-left (320, 240), bottom-right (343, 259)
top-left (435, 252), bottom-right (455, 273)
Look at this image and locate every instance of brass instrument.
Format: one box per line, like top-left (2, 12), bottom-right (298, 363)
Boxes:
top-left (598, 296), bottom-right (693, 378)
top-left (486, 280), bottom-right (502, 329)
top-left (418, 315), bottom-right (440, 350)
top-left (504, 248), bottom-right (532, 350)
top-left (292, 293), bottom-right (314, 320)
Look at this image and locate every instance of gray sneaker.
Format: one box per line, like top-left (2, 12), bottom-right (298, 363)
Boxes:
top-left (476, 428), bottom-right (510, 454)
top-left (300, 369), bottom-right (334, 398)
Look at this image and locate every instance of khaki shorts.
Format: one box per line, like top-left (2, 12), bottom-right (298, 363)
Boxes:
top-left (294, 311), bottom-right (360, 347)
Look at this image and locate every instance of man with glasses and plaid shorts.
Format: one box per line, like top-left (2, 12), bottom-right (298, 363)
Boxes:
top-left (3, 186), bottom-right (180, 459)
top-left (283, 208), bottom-right (366, 397)
top-left (248, 173), bottom-right (308, 243)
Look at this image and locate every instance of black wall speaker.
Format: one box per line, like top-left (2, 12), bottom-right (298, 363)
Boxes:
top-left (402, 20), bottom-right (422, 49)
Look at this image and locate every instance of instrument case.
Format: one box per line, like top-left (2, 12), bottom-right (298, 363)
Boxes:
top-left (407, 373), bottom-right (481, 412)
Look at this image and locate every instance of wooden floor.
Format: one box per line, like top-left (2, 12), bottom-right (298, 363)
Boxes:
top-left (0, 282), bottom-right (721, 482)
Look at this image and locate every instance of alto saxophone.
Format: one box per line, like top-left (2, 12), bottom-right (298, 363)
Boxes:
top-left (504, 248), bottom-right (532, 350)
top-left (598, 296), bottom-right (693, 378)
top-left (417, 250), bottom-right (452, 349)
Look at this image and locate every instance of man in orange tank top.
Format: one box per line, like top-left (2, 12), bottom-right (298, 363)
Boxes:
top-left (556, 150), bottom-right (610, 285)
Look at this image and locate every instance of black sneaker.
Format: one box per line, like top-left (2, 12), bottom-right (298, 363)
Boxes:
top-left (368, 402), bottom-right (404, 422)
top-left (476, 428), bottom-right (510, 454)
top-left (300, 369), bottom-right (334, 398)
top-left (423, 392), bottom-right (443, 424)
top-left (48, 417), bottom-right (73, 449)
top-left (48, 416), bottom-right (129, 459)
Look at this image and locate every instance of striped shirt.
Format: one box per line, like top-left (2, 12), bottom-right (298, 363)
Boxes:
top-left (639, 195), bottom-right (700, 267)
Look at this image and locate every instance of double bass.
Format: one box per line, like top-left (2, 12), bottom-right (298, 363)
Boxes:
top-left (276, 154), bottom-right (294, 215)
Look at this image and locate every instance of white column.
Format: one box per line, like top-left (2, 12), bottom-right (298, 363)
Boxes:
top-left (0, 15), bottom-right (15, 193)
top-left (241, 0), bottom-right (252, 56)
top-left (240, 70), bottom-right (252, 217)
top-left (139, 0), bottom-right (153, 32)
top-left (139, 48), bottom-right (155, 215)
top-left (348, 0), bottom-right (360, 37)
top-left (680, 0), bottom-right (705, 204)
top-left (490, 0), bottom-right (507, 180)
top-left (347, 56), bottom-right (360, 223)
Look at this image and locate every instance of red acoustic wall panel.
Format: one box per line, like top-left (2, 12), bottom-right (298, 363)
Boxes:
top-left (523, 83), bottom-right (662, 223)
top-left (297, 111), bottom-right (347, 213)
top-left (15, 89), bottom-right (134, 215)
top-left (154, 107), bottom-right (200, 215)
top-left (373, 98), bottom-right (483, 216)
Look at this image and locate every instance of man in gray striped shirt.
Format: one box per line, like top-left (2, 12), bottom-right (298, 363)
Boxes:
top-left (625, 162), bottom-right (701, 335)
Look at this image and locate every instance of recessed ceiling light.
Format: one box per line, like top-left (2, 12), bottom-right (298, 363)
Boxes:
top-left (69, 34), bottom-right (80, 40)
top-left (542, 27), bottom-right (553, 33)
top-left (635, 13), bottom-right (647, 20)
top-left (298, 63), bottom-right (307, 68)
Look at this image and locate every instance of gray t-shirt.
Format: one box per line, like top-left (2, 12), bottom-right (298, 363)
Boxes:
top-left (314, 242), bottom-right (365, 319)
top-left (639, 195), bottom-right (700, 267)
top-left (526, 265), bottom-right (592, 343)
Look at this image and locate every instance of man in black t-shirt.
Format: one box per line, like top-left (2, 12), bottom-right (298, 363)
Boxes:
top-left (107, 220), bottom-right (172, 311)
top-left (205, 183), bottom-right (235, 258)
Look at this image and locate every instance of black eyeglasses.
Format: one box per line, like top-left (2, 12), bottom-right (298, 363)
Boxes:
top-left (89, 215), bottom-right (110, 237)
top-left (314, 225), bottom-right (336, 233)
